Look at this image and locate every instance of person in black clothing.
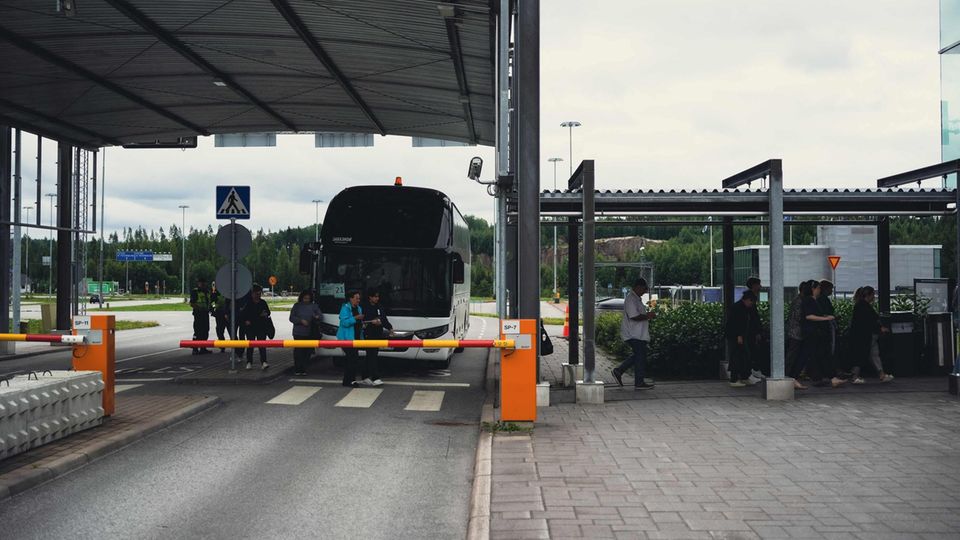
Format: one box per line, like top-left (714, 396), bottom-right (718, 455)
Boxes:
top-left (240, 284), bottom-right (271, 370)
top-left (360, 287), bottom-right (392, 387)
top-left (189, 277), bottom-right (213, 355)
top-left (744, 277), bottom-right (766, 379)
top-left (209, 281), bottom-right (228, 352)
top-left (848, 286), bottom-right (894, 384)
top-left (727, 290), bottom-right (757, 387)
top-left (800, 280), bottom-right (845, 387)
top-left (817, 279), bottom-right (841, 377)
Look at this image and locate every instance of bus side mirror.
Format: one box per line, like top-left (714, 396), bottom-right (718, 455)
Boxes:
top-left (299, 242), bottom-right (319, 275)
top-left (452, 253), bottom-right (465, 284)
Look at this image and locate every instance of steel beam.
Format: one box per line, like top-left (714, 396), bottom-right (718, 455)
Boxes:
top-left (768, 160), bottom-right (785, 380)
top-left (103, 0), bottom-right (298, 132)
top-left (56, 143), bottom-right (72, 330)
top-left (441, 1), bottom-right (479, 144)
top-left (581, 160), bottom-right (596, 382)
top-left (567, 216), bottom-right (579, 365)
top-left (876, 159), bottom-right (960, 188)
top-left (270, 0), bottom-right (386, 135)
top-left (0, 127), bottom-right (10, 334)
top-left (722, 216), bottom-right (734, 370)
top-left (878, 217), bottom-right (891, 314)
top-left (515, 0), bottom-right (540, 324)
top-left (0, 98), bottom-right (123, 147)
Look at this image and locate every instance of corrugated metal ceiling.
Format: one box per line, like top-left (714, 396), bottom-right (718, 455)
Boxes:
top-left (0, 0), bottom-right (496, 148)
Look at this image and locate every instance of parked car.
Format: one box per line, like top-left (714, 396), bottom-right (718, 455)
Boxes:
top-left (90, 294), bottom-right (102, 304)
top-left (595, 297), bottom-right (624, 312)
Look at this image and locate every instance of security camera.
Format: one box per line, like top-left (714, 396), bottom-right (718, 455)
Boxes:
top-left (467, 156), bottom-right (483, 181)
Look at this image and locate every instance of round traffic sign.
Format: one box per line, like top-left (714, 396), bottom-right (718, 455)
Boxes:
top-left (268, 275), bottom-right (278, 287)
top-left (215, 263), bottom-right (253, 299)
top-left (215, 223), bottom-right (252, 259)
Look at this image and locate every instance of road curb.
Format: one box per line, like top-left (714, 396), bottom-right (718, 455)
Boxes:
top-left (0, 395), bottom-right (221, 502)
top-left (467, 349), bottom-right (497, 540)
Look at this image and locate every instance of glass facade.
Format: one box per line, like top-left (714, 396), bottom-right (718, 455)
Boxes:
top-left (942, 1), bottom-right (960, 186)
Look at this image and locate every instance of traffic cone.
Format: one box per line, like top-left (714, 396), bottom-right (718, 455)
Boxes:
top-left (562, 305), bottom-right (570, 338)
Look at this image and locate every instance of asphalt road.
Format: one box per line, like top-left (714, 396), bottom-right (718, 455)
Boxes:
top-left (0, 312), bottom-right (494, 539)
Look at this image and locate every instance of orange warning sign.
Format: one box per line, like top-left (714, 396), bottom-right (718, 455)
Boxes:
top-left (268, 275), bottom-right (278, 286)
top-left (827, 256), bottom-right (841, 270)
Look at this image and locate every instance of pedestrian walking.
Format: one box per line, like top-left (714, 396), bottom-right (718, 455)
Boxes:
top-left (786, 282), bottom-right (807, 389)
top-left (190, 277), bottom-right (213, 355)
top-left (360, 287), bottom-right (390, 387)
top-left (289, 290), bottom-right (322, 376)
top-left (338, 290), bottom-right (365, 387)
top-left (611, 278), bottom-right (656, 390)
top-left (848, 286), bottom-right (894, 384)
top-left (240, 284), bottom-right (271, 370)
top-left (745, 277), bottom-right (767, 381)
top-left (817, 279), bottom-right (842, 377)
top-left (800, 279), bottom-right (845, 387)
top-left (726, 290), bottom-right (757, 387)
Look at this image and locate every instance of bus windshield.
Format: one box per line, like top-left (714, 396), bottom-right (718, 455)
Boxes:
top-left (319, 250), bottom-right (450, 316)
top-left (321, 193), bottom-right (450, 249)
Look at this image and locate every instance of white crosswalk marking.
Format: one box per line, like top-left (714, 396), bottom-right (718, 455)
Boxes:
top-left (267, 386), bottom-right (321, 406)
top-left (335, 388), bottom-right (382, 408)
top-left (115, 384), bottom-right (143, 393)
top-left (404, 390), bottom-right (445, 412)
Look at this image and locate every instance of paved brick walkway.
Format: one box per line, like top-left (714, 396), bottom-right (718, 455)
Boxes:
top-left (490, 385), bottom-right (960, 539)
top-left (0, 393), bottom-right (218, 500)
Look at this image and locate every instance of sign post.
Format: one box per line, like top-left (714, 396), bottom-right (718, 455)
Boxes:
top-left (215, 186), bottom-right (252, 372)
top-left (828, 255), bottom-right (841, 288)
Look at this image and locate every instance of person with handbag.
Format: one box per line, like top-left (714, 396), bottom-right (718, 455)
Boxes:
top-left (337, 290), bottom-right (365, 386)
top-left (289, 290), bottom-right (322, 376)
top-left (360, 288), bottom-right (390, 387)
top-left (240, 284), bottom-right (271, 370)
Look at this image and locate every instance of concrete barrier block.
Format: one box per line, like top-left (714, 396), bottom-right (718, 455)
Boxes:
top-left (536, 382), bottom-right (550, 407)
top-left (575, 380), bottom-right (605, 404)
top-left (761, 378), bottom-right (795, 401)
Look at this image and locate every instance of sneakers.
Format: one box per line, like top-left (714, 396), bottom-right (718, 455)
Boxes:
top-left (880, 374), bottom-right (895, 383)
top-left (745, 375), bottom-right (760, 386)
top-left (729, 380), bottom-right (747, 388)
top-left (634, 382), bottom-right (655, 390)
top-left (611, 368), bottom-right (624, 387)
top-left (245, 361), bottom-right (252, 370)
top-left (751, 370), bottom-right (765, 380)
top-left (852, 377), bottom-right (865, 385)
top-left (342, 381), bottom-right (355, 387)
top-left (830, 377), bottom-right (847, 388)
top-left (371, 379), bottom-right (384, 387)
top-left (360, 378), bottom-right (374, 386)
top-left (261, 361), bottom-right (269, 370)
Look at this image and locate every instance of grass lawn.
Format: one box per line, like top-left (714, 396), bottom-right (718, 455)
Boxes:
top-left (92, 303), bottom-right (191, 312)
top-left (20, 319), bottom-right (159, 332)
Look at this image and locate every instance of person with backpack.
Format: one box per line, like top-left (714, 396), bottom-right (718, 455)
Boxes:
top-left (726, 290), bottom-right (757, 387)
top-left (240, 284), bottom-right (271, 370)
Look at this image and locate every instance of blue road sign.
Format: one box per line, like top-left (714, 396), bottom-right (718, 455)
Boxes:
top-left (216, 186), bottom-right (251, 220)
top-left (116, 250), bottom-right (154, 262)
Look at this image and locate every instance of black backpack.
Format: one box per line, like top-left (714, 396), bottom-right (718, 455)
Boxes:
top-left (540, 320), bottom-right (553, 356)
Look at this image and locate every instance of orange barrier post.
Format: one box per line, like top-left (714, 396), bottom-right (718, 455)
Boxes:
top-left (500, 319), bottom-right (537, 422)
top-left (72, 315), bottom-right (116, 416)
top-left (562, 306), bottom-right (570, 338)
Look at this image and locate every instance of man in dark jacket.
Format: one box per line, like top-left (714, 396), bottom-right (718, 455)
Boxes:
top-left (744, 277), bottom-right (766, 380)
top-left (817, 279), bottom-right (840, 376)
top-left (727, 290), bottom-right (757, 387)
top-left (189, 277), bottom-right (212, 355)
top-left (360, 287), bottom-right (392, 387)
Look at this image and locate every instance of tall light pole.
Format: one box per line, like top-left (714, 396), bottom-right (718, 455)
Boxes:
top-left (23, 206), bottom-right (31, 292)
top-left (560, 121), bottom-right (582, 176)
top-left (45, 193), bottom-right (56, 295)
top-left (311, 199), bottom-right (323, 289)
top-left (548, 157), bottom-right (563, 296)
top-left (179, 205), bottom-right (189, 300)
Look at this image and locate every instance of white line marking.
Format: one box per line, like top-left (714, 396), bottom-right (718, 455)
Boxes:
top-left (335, 388), bottom-right (382, 408)
top-left (115, 384), bottom-right (143, 393)
top-left (291, 378), bottom-right (469, 388)
top-left (405, 390), bottom-right (445, 411)
top-left (115, 377), bottom-right (173, 382)
top-left (266, 386), bottom-right (321, 406)
top-left (116, 348), bottom-right (182, 364)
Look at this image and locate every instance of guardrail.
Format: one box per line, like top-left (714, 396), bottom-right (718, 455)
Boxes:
top-left (179, 339), bottom-right (515, 349)
top-left (0, 333), bottom-right (86, 344)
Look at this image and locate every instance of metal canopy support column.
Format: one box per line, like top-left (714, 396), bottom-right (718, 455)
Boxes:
top-left (582, 161), bottom-right (597, 382)
top-left (567, 216), bottom-right (579, 365)
top-left (0, 126), bottom-right (11, 335)
top-left (12, 129), bottom-right (22, 333)
top-left (515, 0), bottom-right (540, 324)
top-left (494, 0), bottom-right (510, 319)
top-left (768, 161), bottom-right (785, 380)
top-left (722, 216), bottom-right (734, 371)
top-left (56, 143), bottom-right (72, 330)
top-left (878, 217), bottom-right (891, 314)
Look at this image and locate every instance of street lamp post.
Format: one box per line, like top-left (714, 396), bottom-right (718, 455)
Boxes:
top-left (548, 157), bottom-right (563, 297)
top-left (179, 205), bottom-right (189, 300)
top-left (560, 121), bottom-right (582, 176)
top-left (23, 206), bottom-right (31, 292)
top-left (45, 193), bottom-right (55, 295)
top-left (311, 199), bottom-right (323, 289)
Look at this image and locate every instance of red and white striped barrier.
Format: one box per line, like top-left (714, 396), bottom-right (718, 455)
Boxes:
top-left (0, 333), bottom-right (86, 344)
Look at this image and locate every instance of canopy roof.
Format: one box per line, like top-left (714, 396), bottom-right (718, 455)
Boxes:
top-left (0, 0), bottom-right (496, 149)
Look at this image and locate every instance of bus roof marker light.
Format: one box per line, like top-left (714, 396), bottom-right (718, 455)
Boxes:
top-left (395, 176), bottom-right (403, 186)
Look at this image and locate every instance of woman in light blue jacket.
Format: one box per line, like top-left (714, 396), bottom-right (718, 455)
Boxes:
top-left (338, 290), bottom-right (365, 386)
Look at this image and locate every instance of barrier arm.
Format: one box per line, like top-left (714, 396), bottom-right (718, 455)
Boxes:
top-left (179, 339), bottom-right (516, 349)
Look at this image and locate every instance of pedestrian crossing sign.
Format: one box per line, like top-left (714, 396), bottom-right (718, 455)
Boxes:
top-left (216, 186), bottom-right (251, 219)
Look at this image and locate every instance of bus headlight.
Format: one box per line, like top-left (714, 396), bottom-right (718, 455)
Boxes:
top-left (414, 325), bottom-right (449, 339)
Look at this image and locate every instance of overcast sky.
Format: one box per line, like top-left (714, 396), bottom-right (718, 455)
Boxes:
top-left (11, 0), bottom-right (944, 236)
